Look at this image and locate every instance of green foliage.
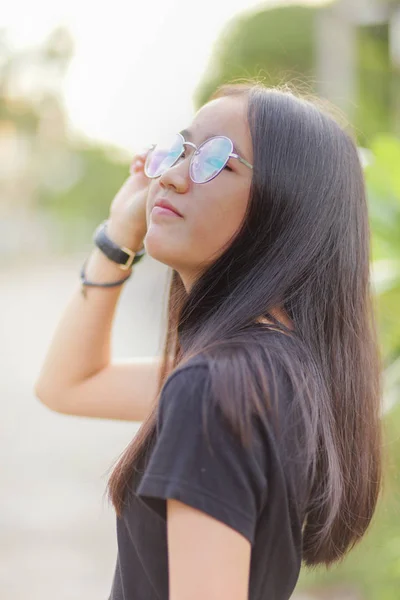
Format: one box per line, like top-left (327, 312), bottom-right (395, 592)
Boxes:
top-left (194, 3), bottom-right (399, 145)
top-left (193, 4), bottom-right (317, 110)
top-left (357, 23), bottom-right (393, 146)
top-left (36, 143), bottom-right (131, 251)
top-left (366, 135), bottom-right (400, 365)
top-left (38, 144), bottom-right (127, 220)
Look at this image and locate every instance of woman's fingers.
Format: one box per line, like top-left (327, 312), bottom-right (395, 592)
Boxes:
top-left (129, 147), bottom-right (150, 174)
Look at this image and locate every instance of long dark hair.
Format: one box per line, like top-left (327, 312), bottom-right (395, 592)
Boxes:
top-left (106, 82), bottom-right (383, 569)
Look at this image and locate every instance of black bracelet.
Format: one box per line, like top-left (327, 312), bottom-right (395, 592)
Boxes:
top-left (80, 257), bottom-right (132, 298)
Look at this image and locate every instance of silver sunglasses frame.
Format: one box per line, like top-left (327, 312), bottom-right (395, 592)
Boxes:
top-left (144, 132), bottom-right (253, 184)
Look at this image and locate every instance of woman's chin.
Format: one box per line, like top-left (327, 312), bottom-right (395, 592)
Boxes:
top-left (143, 232), bottom-right (180, 269)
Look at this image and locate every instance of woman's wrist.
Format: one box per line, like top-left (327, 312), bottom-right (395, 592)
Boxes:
top-left (84, 247), bottom-right (133, 283)
top-left (81, 218), bottom-right (145, 288)
top-left (106, 217), bottom-right (146, 252)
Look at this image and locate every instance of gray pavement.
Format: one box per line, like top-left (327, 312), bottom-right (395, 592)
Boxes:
top-left (0, 253), bottom-right (168, 600)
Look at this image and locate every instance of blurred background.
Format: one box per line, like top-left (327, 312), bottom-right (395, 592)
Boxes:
top-left (1, 0), bottom-right (400, 598)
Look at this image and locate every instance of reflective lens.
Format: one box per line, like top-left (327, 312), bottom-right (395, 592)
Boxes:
top-left (144, 134), bottom-right (232, 183)
top-left (144, 134), bottom-right (184, 178)
top-left (190, 137), bottom-right (232, 183)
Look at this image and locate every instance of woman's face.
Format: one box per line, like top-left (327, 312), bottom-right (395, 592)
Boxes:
top-left (144, 95), bottom-right (253, 292)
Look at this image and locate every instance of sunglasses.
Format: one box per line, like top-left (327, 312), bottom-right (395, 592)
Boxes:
top-left (144, 132), bottom-right (253, 184)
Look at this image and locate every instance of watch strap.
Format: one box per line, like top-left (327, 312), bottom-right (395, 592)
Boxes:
top-left (93, 220), bottom-right (146, 270)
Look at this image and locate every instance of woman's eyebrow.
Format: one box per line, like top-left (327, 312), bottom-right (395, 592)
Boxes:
top-left (179, 128), bottom-right (247, 163)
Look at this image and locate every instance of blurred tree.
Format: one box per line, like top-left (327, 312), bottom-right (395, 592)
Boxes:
top-left (366, 134), bottom-right (400, 409)
top-left (357, 22), bottom-right (393, 144)
top-left (0, 26), bottom-right (74, 133)
top-left (37, 142), bottom-right (129, 234)
top-left (0, 25), bottom-right (75, 217)
top-left (193, 2), bottom-right (399, 146)
top-left (193, 5), bottom-right (317, 110)
top-left (0, 26), bottom-right (130, 255)
top-left (0, 29), bottom-right (39, 132)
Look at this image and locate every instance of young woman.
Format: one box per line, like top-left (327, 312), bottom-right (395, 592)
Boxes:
top-left (35, 83), bottom-right (383, 600)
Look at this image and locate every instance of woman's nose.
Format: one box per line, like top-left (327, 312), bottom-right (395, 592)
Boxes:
top-left (158, 159), bottom-right (191, 192)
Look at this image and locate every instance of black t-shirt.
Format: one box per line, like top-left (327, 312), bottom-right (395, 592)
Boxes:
top-left (109, 343), bottom-right (304, 600)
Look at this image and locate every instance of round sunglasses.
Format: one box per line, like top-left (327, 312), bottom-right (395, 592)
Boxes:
top-left (144, 132), bottom-right (253, 184)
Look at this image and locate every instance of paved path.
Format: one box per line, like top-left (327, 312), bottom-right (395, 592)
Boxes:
top-left (0, 253), bottom-right (168, 600)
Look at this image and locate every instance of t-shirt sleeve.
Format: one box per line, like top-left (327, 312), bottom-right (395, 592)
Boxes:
top-left (135, 363), bottom-right (269, 545)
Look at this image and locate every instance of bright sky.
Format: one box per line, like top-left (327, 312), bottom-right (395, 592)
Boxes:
top-left (3, 0), bottom-right (324, 156)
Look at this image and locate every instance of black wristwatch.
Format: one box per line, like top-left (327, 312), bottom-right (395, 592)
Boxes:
top-left (93, 220), bottom-right (146, 270)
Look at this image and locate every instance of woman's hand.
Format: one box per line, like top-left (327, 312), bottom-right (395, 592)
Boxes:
top-left (108, 148), bottom-right (152, 248)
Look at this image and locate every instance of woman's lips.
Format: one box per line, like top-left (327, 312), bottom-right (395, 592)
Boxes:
top-left (151, 206), bottom-right (182, 217)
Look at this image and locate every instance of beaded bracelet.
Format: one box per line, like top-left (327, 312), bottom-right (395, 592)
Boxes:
top-left (80, 257), bottom-right (132, 298)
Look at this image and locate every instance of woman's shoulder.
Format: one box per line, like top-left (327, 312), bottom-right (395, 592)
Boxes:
top-left (174, 325), bottom-right (302, 372)
top-left (167, 323), bottom-right (307, 405)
